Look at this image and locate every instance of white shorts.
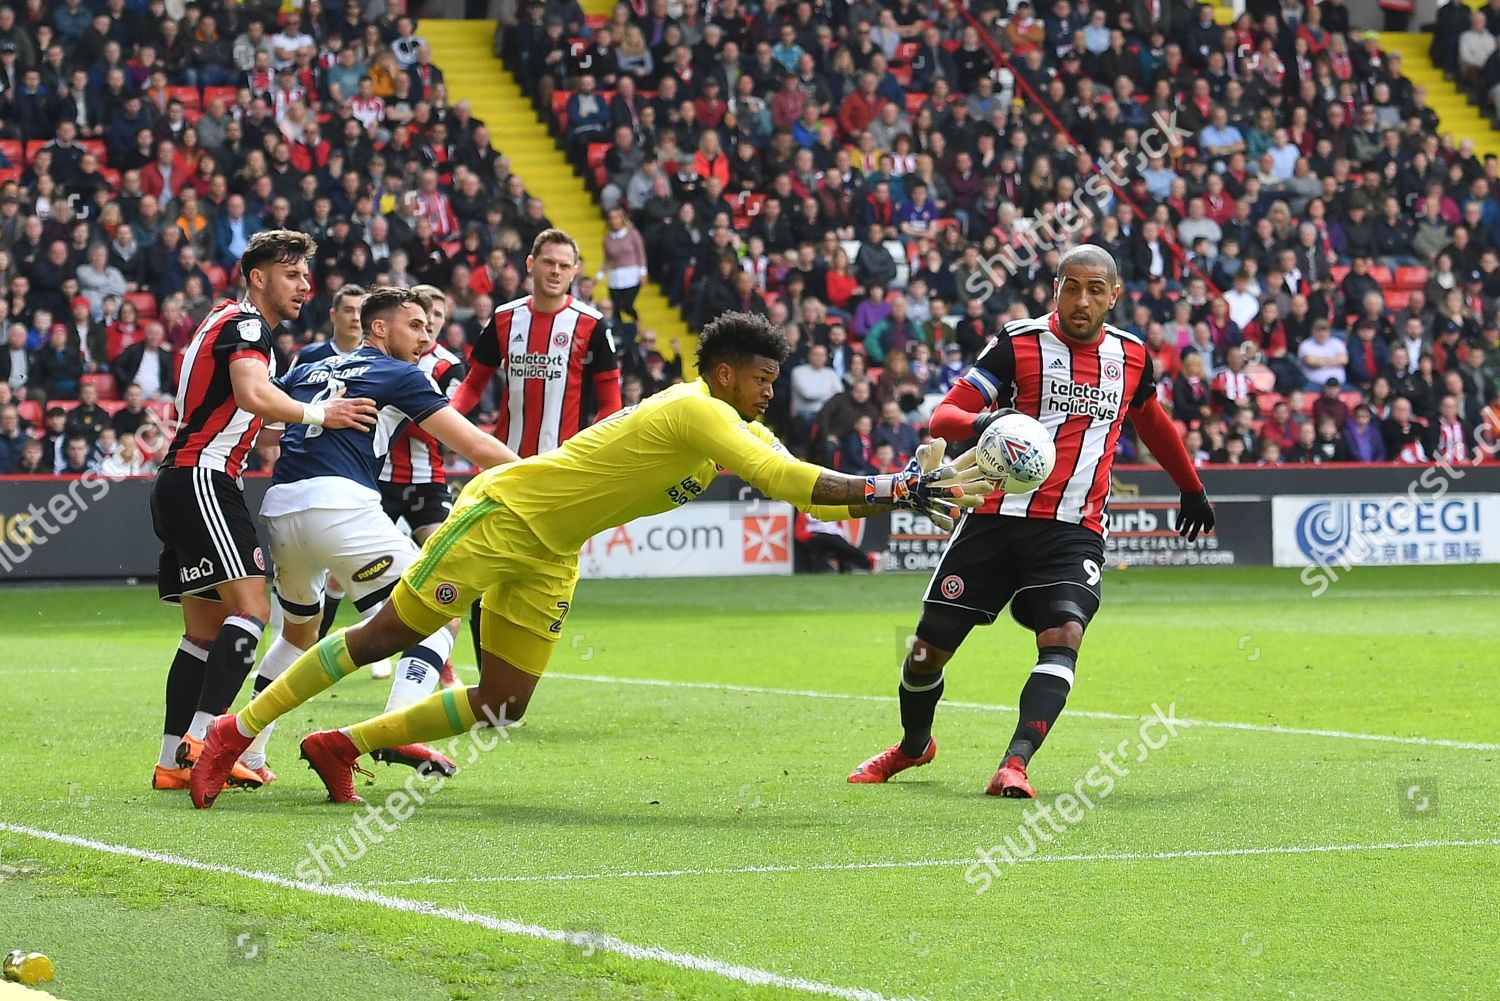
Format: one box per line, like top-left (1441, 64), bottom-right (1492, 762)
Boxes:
top-left (262, 503), bottom-right (421, 621)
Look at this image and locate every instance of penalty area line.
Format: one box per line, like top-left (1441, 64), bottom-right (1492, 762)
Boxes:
top-left (358, 838), bottom-right (1500, 887)
top-left (0, 823), bottom-right (908, 1001)
top-left (547, 673), bottom-right (1500, 751)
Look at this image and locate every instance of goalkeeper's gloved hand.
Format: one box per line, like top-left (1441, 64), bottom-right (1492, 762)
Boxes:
top-left (971, 407), bottom-right (1019, 440)
top-left (1175, 490), bottom-right (1215, 542)
top-left (864, 438), bottom-right (995, 532)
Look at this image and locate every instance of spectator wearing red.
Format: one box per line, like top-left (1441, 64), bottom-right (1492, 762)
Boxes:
top-left (140, 139), bottom-right (187, 205)
top-left (838, 71), bottom-right (884, 140)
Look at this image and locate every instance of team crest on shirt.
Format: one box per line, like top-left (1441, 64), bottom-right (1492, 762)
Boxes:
top-left (554, 332), bottom-right (570, 347)
top-left (1103, 360), bottom-right (1123, 381)
top-left (238, 320), bottom-right (261, 341)
top-left (253, 547), bottom-right (265, 570)
top-left (434, 582), bottom-right (458, 605)
top-left (940, 575), bottom-right (964, 599)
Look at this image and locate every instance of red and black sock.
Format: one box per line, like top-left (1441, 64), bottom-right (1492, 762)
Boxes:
top-left (1005, 646), bottom-right (1077, 766)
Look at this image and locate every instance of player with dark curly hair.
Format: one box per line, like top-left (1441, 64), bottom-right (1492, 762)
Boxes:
top-left (190, 311), bottom-right (996, 808)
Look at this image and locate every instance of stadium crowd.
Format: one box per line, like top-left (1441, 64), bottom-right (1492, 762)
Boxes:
top-left (1, 0), bottom-right (1499, 482)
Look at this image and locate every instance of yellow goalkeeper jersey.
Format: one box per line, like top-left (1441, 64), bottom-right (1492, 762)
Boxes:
top-left (471, 380), bottom-right (855, 553)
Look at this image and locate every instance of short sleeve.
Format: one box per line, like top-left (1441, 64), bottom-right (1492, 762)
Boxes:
top-left (961, 331), bottom-right (1016, 407)
top-left (584, 321), bottom-right (619, 375)
top-left (393, 366), bottom-right (450, 424)
top-left (1129, 351), bottom-right (1158, 409)
top-left (217, 313), bottom-right (272, 366)
top-left (470, 309), bottom-right (503, 368)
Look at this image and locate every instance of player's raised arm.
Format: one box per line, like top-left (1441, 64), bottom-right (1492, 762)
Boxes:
top-left (419, 406), bottom-right (521, 468)
top-left (448, 309), bottom-right (501, 416)
top-left (929, 332), bottom-right (1020, 443)
top-left (1127, 386), bottom-right (1215, 541)
top-left (677, 312), bottom-right (993, 529)
top-left (229, 357), bottom-right (378, 430)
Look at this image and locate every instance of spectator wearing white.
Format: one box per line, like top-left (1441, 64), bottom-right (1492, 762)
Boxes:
top-left (1459, 11), bottom-right (1495, 86)
top-left (1224, 270), bottom-right (1262, 330)
top-left (791, 344), bottom-right (842, 434)
top-left (232, 19), bottom-right (274, 73)
top-left (1298, 320), bottom-right (1349, 391)
top-left (77, 244), bottom-right (126, 318)
top-left (1176, 198), bottom-right (1222, 257)
top-left (99, 431), bottom-right (155, 477)
top-left (1267, 129), bottom-right (1299, 182)
top-left (270, 11), bottom-right (314, 70)
top-left (2, 324), bottom-right (28, 390)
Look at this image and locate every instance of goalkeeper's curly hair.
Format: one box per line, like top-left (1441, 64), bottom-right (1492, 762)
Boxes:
top-left (695, 311), bottom-right (790, 372)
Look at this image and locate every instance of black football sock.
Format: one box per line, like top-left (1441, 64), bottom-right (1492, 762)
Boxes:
top-left (898, 658), bottom-right (945, 758)
top-left (1005, 646), bottom-right (1077, 766)
top-left (195, 613), bottom-right (266, 720)
top-left (317, 592), bottom-right (343, 640)
top-left (161, 635), bottom-right (211, 766)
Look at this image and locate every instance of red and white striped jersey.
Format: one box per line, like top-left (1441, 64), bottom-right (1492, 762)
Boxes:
top-left (381, 342), bottom-right (465, 484)
top-left (959, 312), bottom-right (1154, 535)
top-left (162, 299), bottom-right (277, 479)
top-left (471, 295), bottom-right (619, 457)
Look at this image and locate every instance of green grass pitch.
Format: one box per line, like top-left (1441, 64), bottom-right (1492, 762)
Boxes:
top-left (1, 566), bottom-right (1497, 1000)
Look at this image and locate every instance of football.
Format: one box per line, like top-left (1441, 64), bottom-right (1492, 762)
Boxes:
top-left (974, 413), bottom-right (1056, 494)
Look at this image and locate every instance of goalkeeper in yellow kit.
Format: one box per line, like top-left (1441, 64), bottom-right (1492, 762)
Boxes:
top-left (191, 312), bottom-right (992, 807)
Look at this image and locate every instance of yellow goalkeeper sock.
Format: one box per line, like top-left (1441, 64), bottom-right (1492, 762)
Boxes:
top-left (346, 687), bottom-right (479, 754)
top-left (239, 631), bottom-right (359, 736)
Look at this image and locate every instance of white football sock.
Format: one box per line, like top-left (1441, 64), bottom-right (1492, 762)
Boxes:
top-left (159, 735), bottom-right (182, 769)
top-left (187, 711), bottom-right (215, 742)
top-left (239, 635), bottom-right (304, 769)
top-left (384, 627), bottom-right (457, 713)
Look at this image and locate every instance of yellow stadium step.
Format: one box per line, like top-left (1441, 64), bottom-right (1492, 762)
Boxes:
top-left (1377, 31), bottom-right (1500, 158)
top-left (421, 19), bottom-right (696, 374)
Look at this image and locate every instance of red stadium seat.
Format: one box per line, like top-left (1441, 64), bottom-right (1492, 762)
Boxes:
top-left (1330, 264), bottom-right (1350, 285)
top-left (584, 12), bottom-right (607, 29)
top-left (1339, 390), bottom-right (1364, 410)
top-left (890, 64), bottom-right (912, 87)
top-left (202, 86), bottom-right (238, 108)
top-left (17, 400), bottom-right (41, 425)
top-left (941, 39), bottom-right (959, 52)
top-left (1395, 265), bottom-right (1428, 289)
top-left (203, 264), bottom-right (228, 292)
top-left (126, 292), bottom-right (158, 318)
top-left (145, 400), bottom-right (175, 422)
top-left (98, 168), bottom-right (120, 188)
top-left (587, 142), bottom-right (609, 169)
top-left (894, 41), bottom-right (919, 64)
top-left (1369, 265), bottom-right (1393, 286)
top-left (904, 91), bottom-right (925, 114)
top-left (1384, 289), bottom-right (1410, 310)
top-left (1246, 367), bottom-right (1276, 393)
top-left (0, 139), bottom-right (21, 165)
top-left (100, 399), bottom-right (126, 416)
top-left (168, 86), bottom-right (201, 110)
top-left (24, 139), bottom-right (47, 163)
top-left (0, 167), bottom-right (21, 185)
top-left (551, 89), bottom-right (571, 130)
top-left (81, 373), bottom-right (118, 400)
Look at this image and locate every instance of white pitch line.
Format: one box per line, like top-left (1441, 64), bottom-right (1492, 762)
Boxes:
top-left (0, 823), bottom-right (907, 1001)
top-left (547, 673), bottom-right (1500, 751)
top-left (359, 838), bottom-right (1500, 887)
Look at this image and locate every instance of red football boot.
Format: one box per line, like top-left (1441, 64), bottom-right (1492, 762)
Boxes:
top-left (299, 730), bottom-right (371, 803)
top-left (370, 743), bottom-right (458, 778)
top-left (847, 737), bottom-right (937, 783)
top-left (189, 715), bottom-right (254, 809)
top-left (985, 755), bottom-right (1036, 798)
top-left (438, 661), bottom-right (462, 688)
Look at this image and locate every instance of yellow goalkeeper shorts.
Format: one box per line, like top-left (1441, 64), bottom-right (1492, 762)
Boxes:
top-left (389, 479), bottom-right (578, 677)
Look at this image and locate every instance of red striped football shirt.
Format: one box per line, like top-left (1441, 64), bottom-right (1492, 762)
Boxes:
top-left (955, 312), bottom-right (1153, 535)
top-left (381, 342), bottom-right (464, 484)
top-left (471, 295), bottom-right (619, 457)
top-left (162, 299), bottom-right (276, 479)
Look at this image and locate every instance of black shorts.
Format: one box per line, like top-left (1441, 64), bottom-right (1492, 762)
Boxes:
top-left (150, 466), bottom-right (266, 603)
top-left (379, 481), bottom-right (454, 532)
top-left (923, 514), bottom-right (1105, 632)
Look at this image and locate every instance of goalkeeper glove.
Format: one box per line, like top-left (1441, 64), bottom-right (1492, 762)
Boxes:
top-left (971, 407), bottom-right (1019, 439)
top-left (1175, 490), bottom-right (1215, 542)
top-left (864, 438), bottom-right (995, 532)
